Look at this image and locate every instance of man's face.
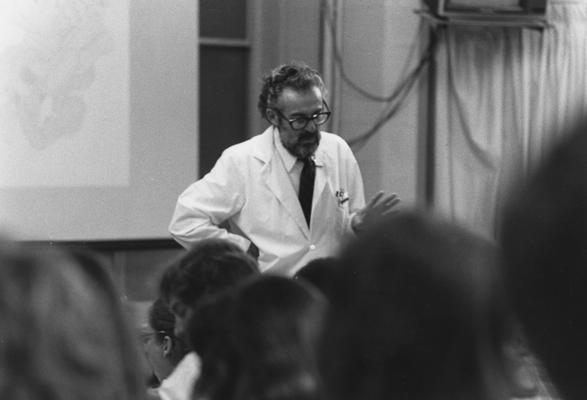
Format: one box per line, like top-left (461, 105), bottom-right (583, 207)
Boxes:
top-left (271, 86), bottom-right (325, 159)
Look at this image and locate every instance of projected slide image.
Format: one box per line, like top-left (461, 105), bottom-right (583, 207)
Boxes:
top-left (0, 0), bottom-right (130, 187)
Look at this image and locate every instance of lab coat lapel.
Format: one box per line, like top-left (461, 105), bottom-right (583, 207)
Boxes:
top-left (264, 157), bottom-right (310, 238)
top-left (311, 149), bottom-right (328, 230)
top-left (255, 127), bottom-right (310, 238)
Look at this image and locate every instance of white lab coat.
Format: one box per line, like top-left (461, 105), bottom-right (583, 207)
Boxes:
top-left (169, 126), bottom-right (365, 275)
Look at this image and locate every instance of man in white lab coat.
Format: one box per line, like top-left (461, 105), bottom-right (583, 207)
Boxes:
top-left (170, 62), bottom-right (399, 276)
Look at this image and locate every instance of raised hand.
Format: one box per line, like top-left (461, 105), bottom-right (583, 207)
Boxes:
top-left (351, 191), bottom-right (400, 233)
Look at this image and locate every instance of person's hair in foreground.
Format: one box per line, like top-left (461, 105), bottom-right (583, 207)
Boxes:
top-left (500, 118), bottom-right (587, 400)
top-left (294, 256), bottom-right (338, 296)
top-left (319, 212), bottom-right (513, 400)
top-left (148, 297), bottom-right (188, 365)
top-left (160, 238), bottom-right (259, 310)
top-left (257, 61), bottom-right (326, 119)
top-left (144, 297), bottom-right (189, 383)
top-left (188, 275), bottom-right (327, 400)
top-left (0, 243), bottom-right (146, 400)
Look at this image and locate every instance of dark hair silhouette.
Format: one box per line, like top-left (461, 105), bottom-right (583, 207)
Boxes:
top-left (0, 243), bottom-right (146, 400)
top-left (189, 275), bottom-right (327, 400)
top-left (160, 238), bottom-right (258, 309)
top-left (320, 212), bottom-right (512, 400)
top-left (501, 118), bottom-right (587, 400)
top-left (294, 256), bottom-right (338, 296)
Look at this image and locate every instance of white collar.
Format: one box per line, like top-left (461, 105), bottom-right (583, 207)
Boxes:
top-left (273, 127), bottom-right (300, 172)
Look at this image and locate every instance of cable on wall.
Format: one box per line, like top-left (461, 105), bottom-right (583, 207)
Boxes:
top-left (347, 36), bottom-right (437, 150)
top-left (320, 0), bottom-right (438, 150)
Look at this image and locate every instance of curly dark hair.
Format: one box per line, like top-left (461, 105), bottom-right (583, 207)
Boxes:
top-left (257, 61), bottom-right (326, 120)
top-left (189, 275), bottom-right (327, 400)
top-left (159, 238), bottom-right (258, 310)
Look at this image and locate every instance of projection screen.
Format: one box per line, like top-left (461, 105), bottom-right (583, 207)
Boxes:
top-left (0, 0), bottom-right (199, 241)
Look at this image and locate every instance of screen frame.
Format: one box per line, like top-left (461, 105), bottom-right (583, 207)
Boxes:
top-left (436, 0), bottom-right (548, 19)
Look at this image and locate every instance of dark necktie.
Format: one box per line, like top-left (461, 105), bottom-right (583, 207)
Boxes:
top-left (298, 157), bottom-right (315, 227)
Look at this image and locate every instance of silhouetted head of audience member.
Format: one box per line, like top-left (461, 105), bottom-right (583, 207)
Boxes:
top-left (0, 243), bottom-right (146, 400)
top-left (188, 275), bottom-right (327, 400)
top-left (294, 256), bottom-right (338, 296)
top-left (319, 212), bottom-right (512, 400)
top-left (143, 297), bottom-right (189, 383)
top-left (159, 238), bottom-right (259, 340)
top-left (501, 118), bottom-right (587, 400)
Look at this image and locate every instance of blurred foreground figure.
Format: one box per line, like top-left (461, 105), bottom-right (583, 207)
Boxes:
top-left (501, 119), bottom-right (587, 400)
top-left (142, 298), bottom-right (189, 397)
top-left (293, 256), bottom-right (338, 296)
top-left (158, 238), bottom-right (259, 400)
top-left (188, 275), bottom-right (327, 400)
top-left (319, 212), bottom-right (515, 400)
top-left (0, 243), bottom-right (146, 400)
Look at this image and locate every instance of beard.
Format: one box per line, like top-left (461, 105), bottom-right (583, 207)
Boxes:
top-left (285, 130), bottom-right (321, 159)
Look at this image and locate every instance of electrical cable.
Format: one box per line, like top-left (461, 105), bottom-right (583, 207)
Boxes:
top-left (321, 0), bottom-right (438, 150)
top-left (322, 0), bottom-right (431, 103)
top-left (347, 37), bottom-right (436, 150)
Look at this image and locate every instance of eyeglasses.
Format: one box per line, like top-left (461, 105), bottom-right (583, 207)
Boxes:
top-left (272, 101), bottom-right (331, 131)
top-left (139, 330), bottom-right (168, 345)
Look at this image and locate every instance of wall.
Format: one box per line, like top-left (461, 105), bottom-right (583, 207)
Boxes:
top-left (247, 0), bottom-right (322, 136)
top-left (335, 0), bottom-right (425, 206)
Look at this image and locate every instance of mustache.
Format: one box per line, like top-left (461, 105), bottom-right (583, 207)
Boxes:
top-left (298, 130), bottom-right (319, 141)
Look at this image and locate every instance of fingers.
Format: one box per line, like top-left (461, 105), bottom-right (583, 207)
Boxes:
top-left (368, 192), bottom-right (399, 209)
top-left (382, 207), bottom-right (400, 216)
top-left (355, 192), bottom-right (400, 233)
top-left (379, 195), bottom-right (400, 216)
top-left (383, 194), bottom-right (400, 209)
top-left (366, 191), bottom-right (386, 208)
top-left (367, 191), bottom-right (394, 208)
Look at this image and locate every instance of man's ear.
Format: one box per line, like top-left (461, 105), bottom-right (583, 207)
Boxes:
top-left (162, 336), bottom-right (172, 357)
top-left (266, 109), bottom-right (279, 126)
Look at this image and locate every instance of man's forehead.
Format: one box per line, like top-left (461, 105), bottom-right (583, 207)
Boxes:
top-left (278, 86), bottom-right (324, 114)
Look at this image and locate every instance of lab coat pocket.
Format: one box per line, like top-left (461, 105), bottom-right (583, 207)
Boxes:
top-left (318, 190), bottom-right (346, 238)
